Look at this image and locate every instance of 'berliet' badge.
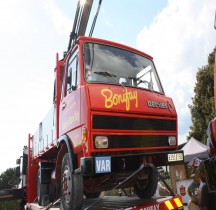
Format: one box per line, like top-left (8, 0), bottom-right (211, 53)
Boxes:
top-left (147, 100), bottom-right (173, 112)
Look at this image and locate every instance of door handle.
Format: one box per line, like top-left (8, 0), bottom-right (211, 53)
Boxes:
top-left (62, 102), bottom-right (66, 110)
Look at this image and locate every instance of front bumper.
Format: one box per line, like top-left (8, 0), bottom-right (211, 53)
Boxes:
top-left (80, 150), bottom-right (184, 176)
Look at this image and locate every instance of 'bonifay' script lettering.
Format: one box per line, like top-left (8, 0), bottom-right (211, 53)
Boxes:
top-left (101, 88), bottom-right (138, 111)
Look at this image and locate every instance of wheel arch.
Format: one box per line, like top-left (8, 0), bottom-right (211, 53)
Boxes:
top-left (55, 135), bottom-right (75, 181)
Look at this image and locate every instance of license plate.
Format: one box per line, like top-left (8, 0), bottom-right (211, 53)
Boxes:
top-left (168, 153), bottom-right (183, 162)
top-left (95, 157), bottom-right (111, 173)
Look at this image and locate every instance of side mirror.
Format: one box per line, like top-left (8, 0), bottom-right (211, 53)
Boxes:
top-left (67, 75), bottom-right (71, 85)
top-left (16, 158), bottom-right (21, 165)
top-left (16, 166), bottom-right (20, 177)
top-left (71, 85), bottom-right (77, 91)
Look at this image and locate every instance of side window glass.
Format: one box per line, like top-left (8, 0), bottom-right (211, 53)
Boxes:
top-left (66, 52), bottom-right (79, 95)
top-left (66, 64), bottom-right (72, 93)
top-left (60, 66), bottom-right (65, 101)
top-left (71, 57), bottom-right (78, 87)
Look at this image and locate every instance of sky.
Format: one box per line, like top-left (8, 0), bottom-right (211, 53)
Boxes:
top-left (0, 0), bottom-right (215, 173)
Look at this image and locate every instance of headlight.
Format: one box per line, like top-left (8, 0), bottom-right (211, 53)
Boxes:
top-left (168, 136), bottom-right (177, 146)
top-left (95, 136), bottom-right (108, 148)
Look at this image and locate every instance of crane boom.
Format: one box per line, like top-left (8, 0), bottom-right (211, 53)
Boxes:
top-left (89, 0), bottom-right (102, 37)
top-left (67, 0), bottom-right (93, 52)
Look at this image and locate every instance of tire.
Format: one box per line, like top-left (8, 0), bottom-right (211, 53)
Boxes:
top-left (37, 171), bottom-right (48, 206)
top-left (133, 166), bottom-right (158, 198)
top-left (84, 191), bottom-right (101, 199)
top-left (60, 153), bottom-right (83, 210)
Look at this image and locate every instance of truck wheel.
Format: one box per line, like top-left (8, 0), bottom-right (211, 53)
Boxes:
top-left (60, 153), bottom-right (83, 210)
top-left (133, 166), bottom-right (158, 198)
top-left (84, 191), bottom-right (101, 198)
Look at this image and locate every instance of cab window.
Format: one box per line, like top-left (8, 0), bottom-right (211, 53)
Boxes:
top-left (66, 51), bottom-right (79, 95)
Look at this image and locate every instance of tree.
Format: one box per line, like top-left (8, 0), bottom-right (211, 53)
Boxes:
top-left (188, 48), bottom-right (216, 144)
top-left (0, 168), bottom-right (19, 190)
top-left (0, 168), bottom-right (21, 210)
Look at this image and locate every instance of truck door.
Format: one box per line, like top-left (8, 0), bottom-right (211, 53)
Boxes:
top-left (59, 48), bottom-right (82, 151)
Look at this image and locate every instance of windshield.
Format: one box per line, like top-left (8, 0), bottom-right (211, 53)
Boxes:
top-left (84, 42), bottom-right (164, 94)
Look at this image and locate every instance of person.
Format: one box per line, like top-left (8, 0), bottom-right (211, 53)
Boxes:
top-left (187, 168), bottom-right (201, 210)
top-left (198, 161), bottom-right (216, 210)
top-left (85, 65), bottom-right (97, 82)
top-left (85, 65), bottom-right (93, 82)
top-left (154, 182), bottom-right (170, 196)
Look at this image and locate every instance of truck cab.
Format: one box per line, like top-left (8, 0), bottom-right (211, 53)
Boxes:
top-left (34, 36), bottom-right (183, 209)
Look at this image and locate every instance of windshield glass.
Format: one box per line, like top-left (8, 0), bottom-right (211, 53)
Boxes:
top-left (84, 42), bottom-right (164, 94)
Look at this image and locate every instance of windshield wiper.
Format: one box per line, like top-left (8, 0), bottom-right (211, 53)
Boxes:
top-left (94, 71), bottom-right (117, 77)
top-left (94, 71), bottom-right (125, 89)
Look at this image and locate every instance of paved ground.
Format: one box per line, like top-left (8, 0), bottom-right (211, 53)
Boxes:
top-left (184, 204), bottom-right (188, 210)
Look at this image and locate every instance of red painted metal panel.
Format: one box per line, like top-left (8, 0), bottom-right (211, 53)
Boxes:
top-left (26, 134), bottom-right (38, 203)
top-left (88, 85), bottom-right (176, 116)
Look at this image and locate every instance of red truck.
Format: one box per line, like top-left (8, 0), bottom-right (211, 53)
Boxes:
top-left (21, 35), bottom-right (184, 209)
top-left (6, 0), bottom-right (185, 209)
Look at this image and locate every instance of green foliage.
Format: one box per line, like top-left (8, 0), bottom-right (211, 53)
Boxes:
top-left (0, 200), bottom-right (20, 210)
top-left (0, 168), bottom-right (20, 190)
top-left (0, 168), bottom-right (21, 209)
top-left (188, 48), bottom-right (216, 144)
